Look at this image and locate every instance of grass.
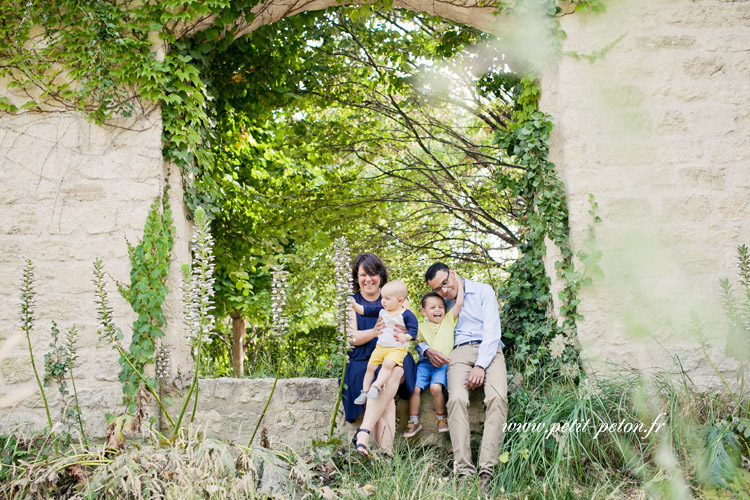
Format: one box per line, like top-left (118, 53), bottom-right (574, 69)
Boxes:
top-left (5, 369), bottom-right (747, 499)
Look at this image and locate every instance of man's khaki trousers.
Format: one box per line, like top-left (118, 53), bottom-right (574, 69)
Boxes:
top-left (446, 344), bottom-right (508, 476)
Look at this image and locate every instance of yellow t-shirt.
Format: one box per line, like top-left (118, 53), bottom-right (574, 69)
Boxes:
top-left (417, 313), bottom-right (456, 357)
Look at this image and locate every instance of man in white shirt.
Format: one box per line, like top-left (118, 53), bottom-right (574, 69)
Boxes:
top-left (420, 262), bottom-right (508, 486)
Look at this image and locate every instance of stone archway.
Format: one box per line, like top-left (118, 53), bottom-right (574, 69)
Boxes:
top-left (169, 0), bottom-right (750, 389)
top-left (179, 0), bottom-right (507, 39)
top-left (2, 0), bottom-right (749, 443)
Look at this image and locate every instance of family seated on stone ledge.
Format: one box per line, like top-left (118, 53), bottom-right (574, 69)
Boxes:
top-left (343, 253), bottom-right (507, 488)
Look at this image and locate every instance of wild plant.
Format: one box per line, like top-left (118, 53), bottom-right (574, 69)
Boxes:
top-left (155, 343), bottom-right (171, 382)
top-left (684, 244), bottom-right (750, 492)
top-left (5, 428), bottom-right (309, 499)
top-left (43, 322), bottom-right (72, 428)
top-left (329, 236), bottom-right (352, 439)
top-left (117, 190), bottom-right (174, 413)
top-left (43, 322), bottom-right (87, 446)
top-left (93, 205), bottom-right (218, 441)
top-left (19, 259), bottom-right (56, 453)
top-left (63, 325), bottom-right (87, 447)
top-left (249, 263), bottom-right (289, 445)
top-left (175, 205), bottom-right (217, 433)
top-left (93, 257), bottom-right (176, 437)
top-left (718, 243), bottom-right (750, 414)
top-left (337, 442), bottom-right (459, 499)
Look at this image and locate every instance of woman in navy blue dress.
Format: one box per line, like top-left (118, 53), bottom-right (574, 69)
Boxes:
top-left (345, 253), bottom-right (416, 456)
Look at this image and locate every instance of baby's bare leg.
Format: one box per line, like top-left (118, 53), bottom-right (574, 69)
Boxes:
top-left (362, 363), bottom-right (378, 393)
top-left (373, 359), bottom-right (397, 389)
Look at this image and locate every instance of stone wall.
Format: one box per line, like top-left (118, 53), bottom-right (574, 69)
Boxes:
top-left (172, 377), bottom-right (482, 450)
top-left (0, 107), bottom-right (192, 437)
top-left (540, 0), bottom-right (750, 387)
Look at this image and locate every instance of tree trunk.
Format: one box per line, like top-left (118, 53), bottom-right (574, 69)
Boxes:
top-left (231, 311), bottom-right (245, 377)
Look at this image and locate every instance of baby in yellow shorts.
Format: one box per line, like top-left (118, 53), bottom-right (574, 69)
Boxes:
top-left (351, 280), bottom-right (419, 404)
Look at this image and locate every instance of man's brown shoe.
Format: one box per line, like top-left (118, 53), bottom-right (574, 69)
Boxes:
top-left (479, 472), bottom-right (492, 491)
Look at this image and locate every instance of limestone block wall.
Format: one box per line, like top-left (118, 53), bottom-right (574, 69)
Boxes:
top-left (540, 0), bottom-right (750, 387)
top-left (184, 378), bottom-right (342, 450)
top-left (0, 107), bottom-right (192, 437)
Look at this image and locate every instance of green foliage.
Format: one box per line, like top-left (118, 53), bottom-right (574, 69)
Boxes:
top-left (570, 0), bottom-right (608, 15)
top-left (92, 206), bottom-right (218, 440)
top-left (497, 371), bottom-right (750, 498)
top-left (93, 257), bottom-right (176, 437)
top-left (719, 244), bottom-right (750, 370)
top-left (2, 367), bottom-right (749, 499)
top-left (698, 420), bottom-right (745, 489)
top-left (214, 327), bottom-right (340, 379)
top-left (174, 10), bottom-right (526, 375)
top-left (43, 322), bottom-right (70, 392)
top-left (691, 243), bottom-right (750, 492)
top-left (0, 434), bottom-right (51, 485)
top-left (117, 189), bottom-right (175, 411)
top-left (93, 258), bottom-right (124, 346)
top-left (0, 435), bottom-right (22, 483)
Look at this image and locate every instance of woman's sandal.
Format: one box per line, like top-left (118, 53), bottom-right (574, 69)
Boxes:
top-left (352, 428), bottom-right (371, 457)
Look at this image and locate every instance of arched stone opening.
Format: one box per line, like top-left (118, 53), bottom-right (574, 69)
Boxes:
top-left (161, 3), bottom-right (535, 445)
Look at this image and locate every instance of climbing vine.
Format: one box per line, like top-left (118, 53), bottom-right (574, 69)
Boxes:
top-left (495, 72), bottom-right (602, 378)
top-left (117, 187), bottom-right (175, 411)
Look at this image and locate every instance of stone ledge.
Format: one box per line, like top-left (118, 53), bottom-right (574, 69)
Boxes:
top-left (167, 377), bottom-right (492, 451)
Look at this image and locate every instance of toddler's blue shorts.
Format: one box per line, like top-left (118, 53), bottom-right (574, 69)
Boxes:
top-left (415, 360), bottom-right (448, 391)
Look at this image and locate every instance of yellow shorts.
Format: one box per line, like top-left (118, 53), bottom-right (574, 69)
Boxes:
top-left (369, 345), bottom-right (409, 367)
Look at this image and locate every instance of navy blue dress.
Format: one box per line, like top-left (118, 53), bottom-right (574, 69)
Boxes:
top-left (342, 292), bottom-right (417, 423)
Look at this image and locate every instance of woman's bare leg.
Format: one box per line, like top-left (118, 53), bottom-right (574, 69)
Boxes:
top-left (375, 398), bottom-right (397, 453)
top-left (356, 366), bottom-right (404, 455)
top-left (371, 359), bottom-right (396, 393)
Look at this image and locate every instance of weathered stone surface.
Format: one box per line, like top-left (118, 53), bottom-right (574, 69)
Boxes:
top-left (635, 35), bottom-right (696, 50)
top-left (656, 139), bottom-right (704, 165)
top-left (661, 194), bottom-right (712, 221)
top-left (708, 137), bottom-right (750, 163)
top-left (683, 55), bottom-right (725, 78)
top-left (0, 106), bottom-right (165, 436)
top-left (167, 377), bottom-right (495, 451)
top-left (656, 110), bottom-right (687, 133)
top-left (543, 0), bottom-right (750, 393)
top-left (0, 356), bottom-right (35, 385)
top-left (677, 166), bottom-right (726, 190)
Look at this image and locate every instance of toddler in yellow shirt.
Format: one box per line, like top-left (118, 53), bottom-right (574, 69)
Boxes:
top-left (403, 275), bottom-right (464, 437)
